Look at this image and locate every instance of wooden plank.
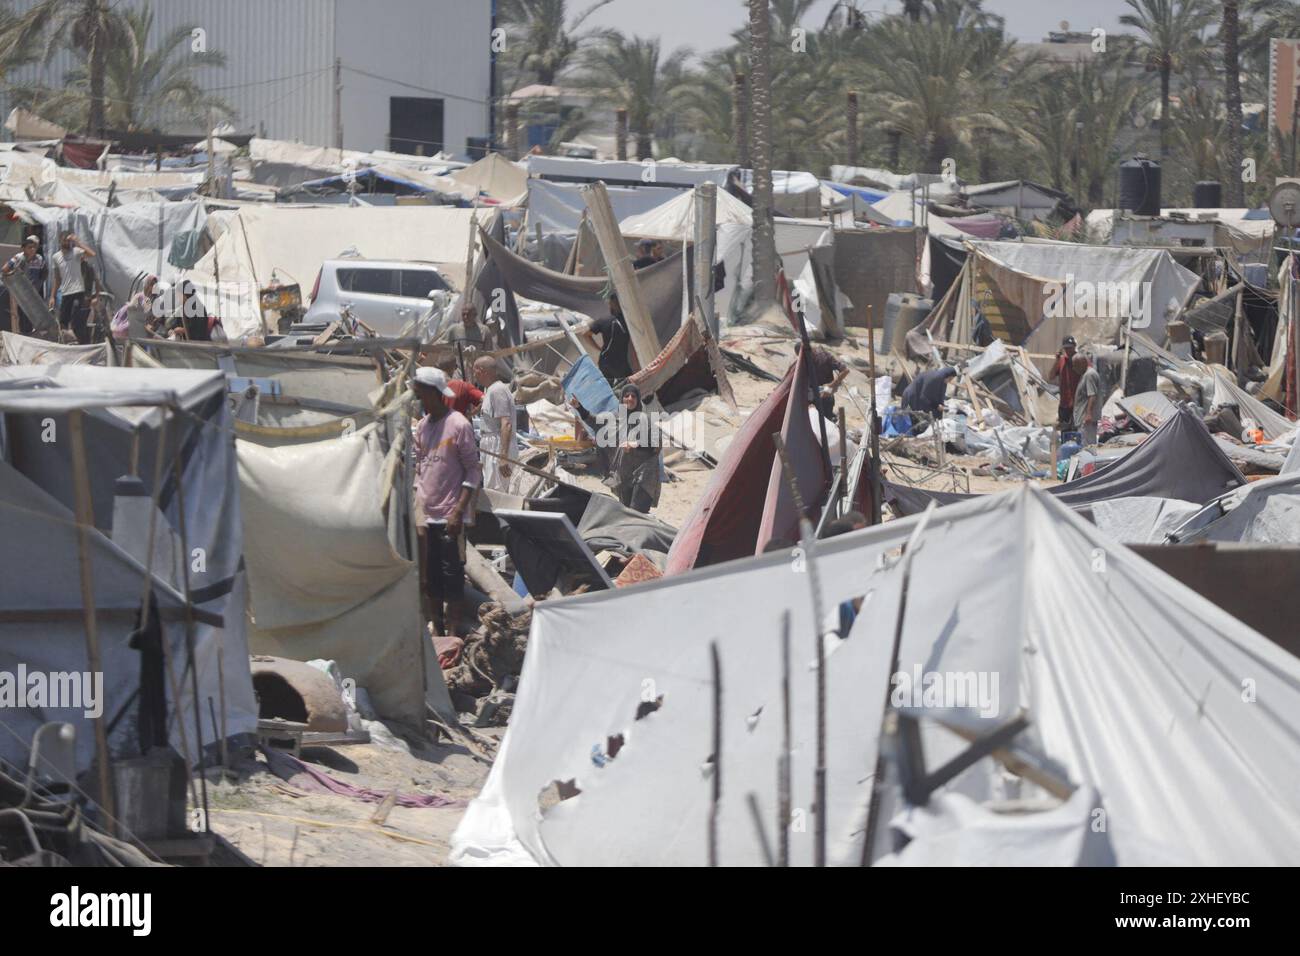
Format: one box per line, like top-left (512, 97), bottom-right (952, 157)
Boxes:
top-left (581, 180), bottom-right (658, 369)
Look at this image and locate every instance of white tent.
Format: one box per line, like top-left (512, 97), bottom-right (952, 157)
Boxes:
top-left (452, 485), bottom-right (1300, 866)
top-left (183, 204), bottom-right (484, 339)
top-left (618, 187), bottom-right (753, 239)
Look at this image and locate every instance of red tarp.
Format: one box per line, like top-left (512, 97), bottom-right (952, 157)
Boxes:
top-left (755, 344), bottom-right (830, 552)
top-left (665, 362), bottom-right (796, 574)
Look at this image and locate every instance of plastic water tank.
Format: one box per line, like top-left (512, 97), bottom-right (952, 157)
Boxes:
top-left (1118, 157), bottom-right (1161, 216)
top-left (882, 292), bottom-right (933, 353)
top-left (1193, 181), bottom-right (1222, 209)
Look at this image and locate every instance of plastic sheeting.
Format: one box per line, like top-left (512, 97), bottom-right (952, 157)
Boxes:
top-left (236, 423), bottom-right (444, 725)
top-left (1088, 496), bottom-right (1201, 543)
top-left (1168, 473), bottom-right (1300, 545)
top-left (618, 186), bottom-right (753, 239)
top-left (525, 179), bottom-right (679, 235)
top-left (1, 332), bottom-right (115, 367)
top-left (451, 485), bottom-right (1300, 866)
top-left (0, 364), bottom-right (257, 771)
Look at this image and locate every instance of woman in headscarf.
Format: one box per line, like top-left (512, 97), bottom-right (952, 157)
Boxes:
top-left (606, 383), bottom-right (661, 514)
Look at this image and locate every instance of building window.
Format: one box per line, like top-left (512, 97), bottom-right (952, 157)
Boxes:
top-left (389, 97), bottom-right (444, 155)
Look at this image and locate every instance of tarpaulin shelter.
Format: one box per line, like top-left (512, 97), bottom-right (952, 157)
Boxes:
top-left (183, 204), bottom-right (485, 340)
top-left (665, 362), bottom-right (796, 573)
top-left (0, 364), bottom-right (258, 773)
top-left (451, 485), bottom-right (1300, 866)
top-left (524, 179), bottom-right (679, 236)
top-left (626, 317), bottom-right (736, 409)
top-left (8, 199), bottom-right (208, 312)
top-left (887, 406), bottom-right (1245, 517)
top-left (137, 341), bottom-right (455, 724)
top-left (1167, 472), bottom-right (1300, 545)
top-left (476, 229), bottom-right (687, 358)
top-left (448, 153), bottom-right (528, 204)
top-left (909, 240), bottom-right (1200, 366)
top-left (2, 332), bottom-right (116, 367)
top-left (526, 155), bottom-right (736, 189)
top-left (617, 186), bottom-right (753, 239)
top-left (755, 346), bottom-right (830, 552)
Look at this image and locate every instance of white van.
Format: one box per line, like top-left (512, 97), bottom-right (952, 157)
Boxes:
top-left (304, 259), bottom-right (451, 337)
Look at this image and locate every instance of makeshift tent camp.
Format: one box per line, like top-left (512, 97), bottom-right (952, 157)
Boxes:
top-left (910, 240), bottom-right (1199, 364)
top-left (8, 199), bottom-right (208, 311)
top-left (0, 364), bottom-right (258, 773)
top-left (138, 341), bottom-right (454, 725)
top-left (451, 484), bottom-right (1300, 865)
top-left (887, 406), bottom-right (1245, 517)
top-left (526, 155), bottom-right (735, 189)
top-left (183, 204), bottom-right (484, 340)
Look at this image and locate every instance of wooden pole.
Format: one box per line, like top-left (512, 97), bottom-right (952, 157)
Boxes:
top-left (865, 304), bottom-right (883, 524)
top-left (68, 410), bottom-right (117, 835)
top-left (581, 180), bottom-right (659, 369)
top-left (694, 183), bottom-right (718, 337)
top-left (171, 449), bottom-right (210, 832)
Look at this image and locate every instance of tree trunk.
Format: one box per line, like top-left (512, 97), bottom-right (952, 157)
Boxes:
top-left (1158, 63), bottom-right (1171, 158)
top-left (636, 125), bottom-right (653, 161)
top-left (846, 90), bottom-right (859, 170)
top-left (748, 0), bottom-right (777, 311)
top-left (1223, 0), bottom-right (1245, 205)
top-left (732, 71), bottom-right (750, 167)
top-left (88, 2), bottom-right (107, 137)
top-left (886, 129), bottom-right (901, 169)
top-left (616, 108), bottom-right (628, 161)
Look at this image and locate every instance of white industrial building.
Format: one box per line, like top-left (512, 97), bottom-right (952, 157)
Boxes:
top-left (1, 0), bottom-right (494, 157)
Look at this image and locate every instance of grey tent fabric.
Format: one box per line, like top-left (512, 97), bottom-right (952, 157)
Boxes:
top-left (1089, 496), bottom-right (1202, 543)
top-left (576, 492), bottom-right (677, 556)
top-left (886, 406), bottom-right (1245, 517)
top-left (478, 230), bottom-right (687, 354)
top-left (1168, 473), bottom-right (1300, 544)
top-left (526, 180), bottom-right (680, 235)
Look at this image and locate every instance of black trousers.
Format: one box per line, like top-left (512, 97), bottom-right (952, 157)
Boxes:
top-left (619, 482), bottom-right (655, 514)
top-left (425, 522), bottom-right (465, 606)
top-left (60, 292), bottom-right (87, 343)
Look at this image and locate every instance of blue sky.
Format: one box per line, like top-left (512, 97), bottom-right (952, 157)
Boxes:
top-left (580, 0), bottom-right (1139, 56)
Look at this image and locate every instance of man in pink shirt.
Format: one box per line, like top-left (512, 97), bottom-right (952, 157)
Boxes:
top-left (413, 366), bottom-right (482, 638)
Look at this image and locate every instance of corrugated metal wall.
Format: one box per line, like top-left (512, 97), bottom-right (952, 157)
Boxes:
top-left (1, 0), bottom-right (490, 153)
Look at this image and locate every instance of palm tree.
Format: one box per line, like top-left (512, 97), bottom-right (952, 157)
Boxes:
top-left (854, 15), bottom-right (1026, 174)
top-left (1171, 82), bottom-right (1229, 192)
top-left (1022, 59), bottom-right (1140, 206)
top-left (0, 0), bottom-right (119, 136)
top-left (1119, 0), bottom-right (1215, 157)
top-left (63, 6), bottom-right (230, 130)
top-left (748, 0), bottom-right (777, 311)
top-left (1221, 0), bottom-right (1244, 206)
top-left (500, 0), bottom-right (613, 89)
top-left (577, 31), bottom-right (689, 160)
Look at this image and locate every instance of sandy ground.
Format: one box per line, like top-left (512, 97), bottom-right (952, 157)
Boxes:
top-left (204, 726), bottom-right (499, 866)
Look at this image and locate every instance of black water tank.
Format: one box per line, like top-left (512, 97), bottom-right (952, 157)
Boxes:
top-left (1193, 181), bottom-right (1222, 208)
top-left (1118, 157), bottom-right (1161, 216)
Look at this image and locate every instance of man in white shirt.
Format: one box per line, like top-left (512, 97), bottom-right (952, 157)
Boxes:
top-left (49, 232), bottom-right (96, 344)
top-left (472, 355), bottom-right (519, 493)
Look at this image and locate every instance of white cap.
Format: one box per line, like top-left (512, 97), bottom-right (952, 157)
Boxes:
top-left (23, 235), bottom-right (38, 245)
top-left (413, 366), bottom-right (455, 398)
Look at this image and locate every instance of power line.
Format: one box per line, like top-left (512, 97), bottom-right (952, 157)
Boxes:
top-left (342, 66), bottom-right (490, 107)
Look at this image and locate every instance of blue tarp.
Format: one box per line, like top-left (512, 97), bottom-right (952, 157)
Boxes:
top-left (824, 181), bottom-right (887, 204)
top-left (562, 354), bottom-right (619, 419)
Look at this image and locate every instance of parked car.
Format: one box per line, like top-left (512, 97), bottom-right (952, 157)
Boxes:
top-left (304, 258), bottom-right (451, 337)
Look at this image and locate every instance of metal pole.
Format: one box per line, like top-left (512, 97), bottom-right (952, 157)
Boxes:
top-left (68, 410), bottom-right (116, 835)
top-left (333, 57), bottom-right (343, 151)
top-left (171, 446), bottom-right (210, 832)
top-left (865, 303), bottom-right (883, 523)
top-left (709, 640), bottom-right (722, 866)
top-left (778, 610), bottom-right (791, 867)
